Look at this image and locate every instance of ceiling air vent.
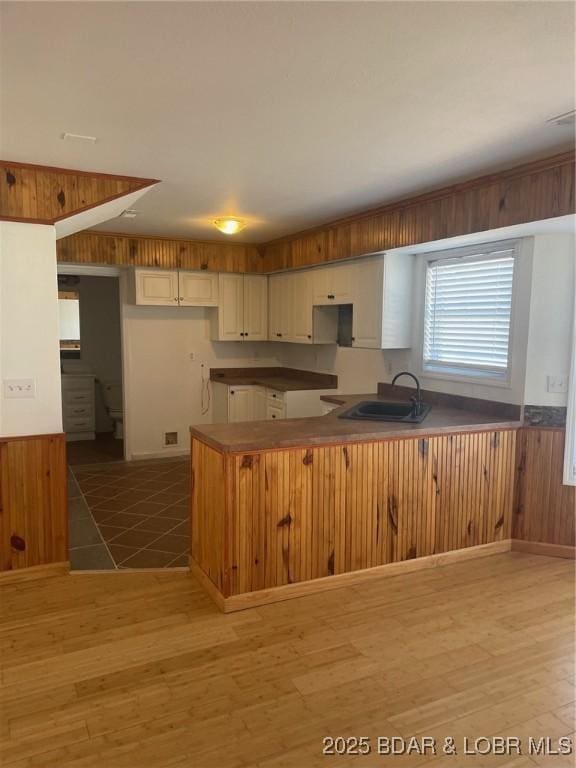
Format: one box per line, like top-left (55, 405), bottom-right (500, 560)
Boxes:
top-left (546, 110), bottom-right (575, 127)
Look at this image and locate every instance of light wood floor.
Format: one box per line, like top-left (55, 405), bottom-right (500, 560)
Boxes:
top-left (0, 553), bottom-right (574, 767)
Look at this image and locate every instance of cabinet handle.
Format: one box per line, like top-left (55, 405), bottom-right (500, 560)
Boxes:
top-left (307, 334), bottom-right (312, 339)
top-left (179, 296), bottom-right (183, 301)
top-left (231, 390), bottom-right (235, 395)
top-left (276, 333), bottom-right (282, 337)
top-left (173, 297), bottom-right (179, 302)
top-left (327, 294), bottom-right (335, 299)
top-left (271, 414), bottom-right (276, 419)
top-left (244, 332), bottom-right (249, 337)
top-left (351, 337), bottom-right (356, 342)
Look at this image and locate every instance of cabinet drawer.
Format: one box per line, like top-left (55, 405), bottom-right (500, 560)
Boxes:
top-left (62, 390), bottom-right (93, 405)
top-left (64, 403), bottom-right (93, 419)
top-left (266, 402), bottom-right (286, 420)
top-left (63, 415), bottom-right (94, 431)
top-left (266, 390), bottom-right (285, 406)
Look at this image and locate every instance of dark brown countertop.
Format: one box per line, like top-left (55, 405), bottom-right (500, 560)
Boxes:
top-left (209, 366), bottom-right (338, 392)
top-left (190, 392), bottom-right (522, 454)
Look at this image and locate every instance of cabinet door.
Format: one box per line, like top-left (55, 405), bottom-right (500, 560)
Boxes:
top-left (217, 274), bottom-right (244, 341)
top-left (243, 275), bottom-right (268, 341)
top-left (178, 271), bottom-right (219, 306)
top-left (291, 271), bottom-right (313, 343)
top-left (135, 270), bottom-right (179, 306)
top-left (253, 387), bottom-right (267, 420)
top-left (312, 263), bottom-right (354, 305)
top-left (268, 273), bottom-right (292, 341)
top-left (352, 257), bottom-right (383, 349)
top-left (228, 386), bottom-right (254, 423)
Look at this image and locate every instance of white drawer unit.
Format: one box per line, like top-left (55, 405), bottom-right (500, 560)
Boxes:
top-left (61, 374), bottom-right (96, 441)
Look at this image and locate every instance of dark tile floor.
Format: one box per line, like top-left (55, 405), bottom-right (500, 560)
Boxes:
top-left (67, 433), bottom-right (125, 466)
top-left (68, 457), bottom-right (190, 569)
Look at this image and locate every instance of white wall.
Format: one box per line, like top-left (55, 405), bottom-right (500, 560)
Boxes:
top-left (523, 234), bottom-right (575, 407)
top-left (0, 222), bottom-right (62, 436)
top-left (121, 287), bottom-right (282, 459)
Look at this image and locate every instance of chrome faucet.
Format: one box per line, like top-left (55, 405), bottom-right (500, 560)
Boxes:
top-left (391, 371), bottom-right (423, 414)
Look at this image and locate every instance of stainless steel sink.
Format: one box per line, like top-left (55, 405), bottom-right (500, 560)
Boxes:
top-left (338, 400), bottom-right (431, 423)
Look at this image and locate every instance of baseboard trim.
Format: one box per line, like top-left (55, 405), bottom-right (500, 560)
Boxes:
top-left (189, 558), bottom-right (226, 611)
top-left (192, 540), bottom-right (512, 613)
top-left (0, 561), bottom-right (70, 585)
top-left (511, 539), bottom-right (575, 559)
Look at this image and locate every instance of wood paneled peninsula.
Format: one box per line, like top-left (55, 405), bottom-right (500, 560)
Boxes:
top-left (190, 388), bottom-right (523, 611)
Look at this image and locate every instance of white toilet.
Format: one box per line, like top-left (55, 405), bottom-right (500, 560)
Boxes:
top-left (101, 380), bottom-right (124, 439)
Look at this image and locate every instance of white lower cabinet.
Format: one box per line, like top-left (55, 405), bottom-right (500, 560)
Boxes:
top-left (61, 374), bottom-right (96, 441)
top-left (211, 382), bottom-right (333, 423)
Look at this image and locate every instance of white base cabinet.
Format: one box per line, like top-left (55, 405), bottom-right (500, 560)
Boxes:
top-left (61, 374), bottom-right (96, 441)
top-left (211, 382), bottom-right (334, 424)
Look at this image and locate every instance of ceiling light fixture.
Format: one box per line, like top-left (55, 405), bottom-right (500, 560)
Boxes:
top-left (120, 209), bottom-right (142, 219)
top-left (213, 217), bottom-right (246, 235)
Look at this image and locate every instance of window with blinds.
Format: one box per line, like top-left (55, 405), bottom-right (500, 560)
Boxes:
top-left (423, 244), bottom-right (517, 381)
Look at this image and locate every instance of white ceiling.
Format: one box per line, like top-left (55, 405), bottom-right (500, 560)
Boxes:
top-left (1, 2), bottom-right (574, 243)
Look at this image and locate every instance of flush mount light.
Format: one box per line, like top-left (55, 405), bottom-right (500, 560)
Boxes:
top-left (213, 217), bottom-right (246, 235)
top-left (120, 209), bottom-right (142, 219)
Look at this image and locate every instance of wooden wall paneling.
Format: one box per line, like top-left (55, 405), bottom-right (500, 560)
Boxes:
top-left (0, 162), bottom-right (158, 224)
top-left (260, 151), bottom-right (575, 271)
top-left (193, 429), bottom-right (518, 599)
top-left (514, 428), bottom-right (576, 547)
top-left (0, 434), bottom-right (67, 573)
top-left (57, 231), bottom-right (265, 274)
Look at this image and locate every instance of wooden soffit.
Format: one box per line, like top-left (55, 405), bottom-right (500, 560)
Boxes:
top-left (0, 161), bottom-right (159, 225)
top-left (55, 149), bottom-right (575, 273)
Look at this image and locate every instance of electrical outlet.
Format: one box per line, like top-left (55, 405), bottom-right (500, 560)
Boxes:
top-left (3, 379), bottom-right (36, 398)
top-left (546, 375), bottom-right (569, 394)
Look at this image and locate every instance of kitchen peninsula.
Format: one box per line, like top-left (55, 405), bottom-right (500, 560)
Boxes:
top-left (190, 384), bottom-right (523, 611)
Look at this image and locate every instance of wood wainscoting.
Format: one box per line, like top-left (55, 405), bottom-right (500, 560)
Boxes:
top-left (191, 429), bottom-right (517, 610)
top-left (513, 427), bottom-right (576, 558)
top-left (0, 434), bottom-right (68, 575)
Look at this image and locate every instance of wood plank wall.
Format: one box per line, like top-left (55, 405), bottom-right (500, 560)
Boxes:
top-left (514, 427), bottom-right (576, 547)
top-left (0, 434), bottom-right (67, 572)
top-left (57, 231), bottom-right (265, 273)
top-left (0, 162), bottom-right (157, 225)
top-left (191, 429), bottom-right (516, 597)
top-left (55, 151), bottom-right (575, 273)
top-left (259, 151), bottom-right (575, 271)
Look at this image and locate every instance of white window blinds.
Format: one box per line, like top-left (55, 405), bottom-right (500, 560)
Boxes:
top-left (423, 244), bottom-right (516, 380)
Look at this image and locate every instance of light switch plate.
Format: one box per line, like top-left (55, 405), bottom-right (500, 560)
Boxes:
top-left (3, 379), bottom-right (36, 398)
top-left (546, 375), bottom-right (569, 394)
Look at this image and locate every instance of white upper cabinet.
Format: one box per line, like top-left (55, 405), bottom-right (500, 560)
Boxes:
top-left (312, 262), bottom-right (354, 304)
top-left (215, 274), bottom-right (244, 341)
top-left (134, 269), bottom-right (179, 306)
top-left (290, 271), bottom-right (313, 343)
top-left (268, 273), bottom-right (293, 341)
top-left (132, 268), bottom-right (217, 307)
top-left (352, 253), bottom-right (413, 349)
top-left (178, 271), bottom-right (219, 306)
top-left (211, 274), bottom-right (268, 342)
top-left (243, 275), bottom-right (268, 341)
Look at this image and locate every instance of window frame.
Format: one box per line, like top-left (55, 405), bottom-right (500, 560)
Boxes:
top-left (418, 240), bottom-right (521, 388)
